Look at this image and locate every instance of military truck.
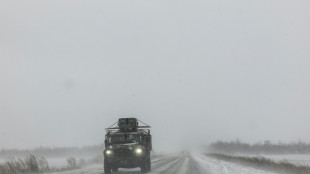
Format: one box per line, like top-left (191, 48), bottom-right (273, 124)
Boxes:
top-left (103, 118), bottom-right (152, 173)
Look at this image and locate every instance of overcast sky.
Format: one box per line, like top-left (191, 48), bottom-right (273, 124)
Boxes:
top-left (0, 0), bottom-right (309, 151)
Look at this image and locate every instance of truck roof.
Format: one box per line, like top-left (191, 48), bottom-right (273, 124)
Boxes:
top-left (105, 118), bottom-right (151, 135)
top-left (110, 132), bottom-right (141, 135)
top-left (108, 128), bottom-right (150, 135)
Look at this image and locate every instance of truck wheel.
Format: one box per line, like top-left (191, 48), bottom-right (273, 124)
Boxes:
top-left (104, 160), bottom-right (111, 174)
top-left (140, 161), bottom-right (148, 173)
top-left (141, 166), bottom-right (147, 173)
top-left (112, 167), bottom-right (118, 172)
top-left (147, 157), bottom-right (151, 172)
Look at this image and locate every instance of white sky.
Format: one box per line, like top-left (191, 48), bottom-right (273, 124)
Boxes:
top-left (0, 0), bottom-right (310, 151)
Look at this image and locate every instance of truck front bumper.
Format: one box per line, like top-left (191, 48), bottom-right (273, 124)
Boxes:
top-left (104, 155), bottom-right (145, 168)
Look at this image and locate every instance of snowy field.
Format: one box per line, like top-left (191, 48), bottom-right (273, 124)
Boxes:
top-left (234, 154), bottom-right (310, 167)
top-left (230, 153), bottom-right (310, 167)
top-left (46, 158), bottom-right (70, 168)
top-left (193, 154), bottom-right (278, 174)
top-left (254, 154), bottom-right (310, 166)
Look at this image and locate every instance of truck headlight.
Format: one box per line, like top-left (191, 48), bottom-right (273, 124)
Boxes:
top-left (106, 150), bottom-right (112, 155)
top-left (135, 148), bottom-right (142, 154)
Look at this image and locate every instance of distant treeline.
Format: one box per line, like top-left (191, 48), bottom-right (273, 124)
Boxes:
top-left (210, 140), bottom-right (310, 154)
top-left (0, 144), bottom-right (104, 158)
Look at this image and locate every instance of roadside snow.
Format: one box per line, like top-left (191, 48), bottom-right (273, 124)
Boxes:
top-left (256, 154), bottom-right (310, 166)
top-left (193, 154), bottom-right (278, 174)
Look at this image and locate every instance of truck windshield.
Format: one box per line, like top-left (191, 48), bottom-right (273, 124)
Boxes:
top-left (110, 134), bottom-right (141, 144)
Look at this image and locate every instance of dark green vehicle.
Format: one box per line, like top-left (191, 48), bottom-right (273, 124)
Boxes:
top-left (103, 118), bottom-right (152, 173)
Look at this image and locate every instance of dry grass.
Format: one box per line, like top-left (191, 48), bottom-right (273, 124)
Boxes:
top-left (0, 155), bottom-right (85, 174)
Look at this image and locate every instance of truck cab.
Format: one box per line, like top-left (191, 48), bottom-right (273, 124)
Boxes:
top-left (104, 118), bottom-right (152, 173)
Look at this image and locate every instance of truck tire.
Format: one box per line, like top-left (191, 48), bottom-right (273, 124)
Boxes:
top-left (141, 165), bottom-right (147, 173)
top-left (104, 160), bottom-right (111, 174)
top-left (147, 156), bottom-right (151, 172)
top-left (141, 154), bottom-right (151, 173)
top-left (140, 161), bottom-right (148, 173)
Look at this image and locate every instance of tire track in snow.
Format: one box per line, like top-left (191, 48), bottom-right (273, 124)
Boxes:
top-left (186, 154), bottom-right (210, 174)
top-left (156, 154), bottom-right (186, 174)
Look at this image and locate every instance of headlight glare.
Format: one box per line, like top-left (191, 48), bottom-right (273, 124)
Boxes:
top-left (135, 148), bottom-right (142, 154)
top-left (106, 150), bottom-right (112, 155)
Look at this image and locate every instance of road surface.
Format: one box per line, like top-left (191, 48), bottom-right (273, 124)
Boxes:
top-left (54, 153), bottom-right (278, 174)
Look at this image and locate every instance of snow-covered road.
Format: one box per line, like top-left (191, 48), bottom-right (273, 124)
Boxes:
top-left (53, 153), bottom-right (279, 174)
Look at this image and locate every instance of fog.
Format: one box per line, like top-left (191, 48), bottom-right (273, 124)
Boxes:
top-left (0, 0), bottom-right (309, 152)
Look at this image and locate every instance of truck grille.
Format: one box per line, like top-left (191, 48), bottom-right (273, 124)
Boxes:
top-left (113, 149), bottom-right (133, 158)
